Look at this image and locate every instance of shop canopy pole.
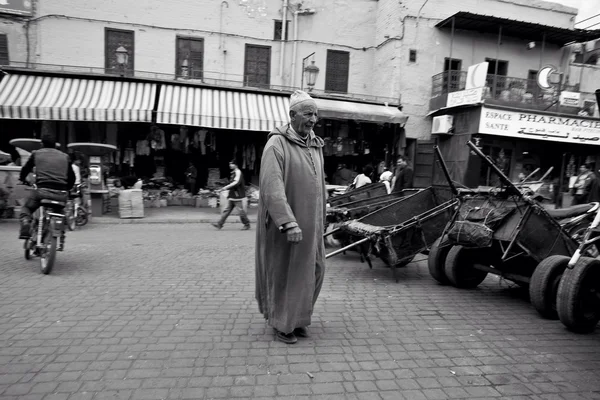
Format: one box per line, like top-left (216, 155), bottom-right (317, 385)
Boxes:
top-left (493, 26), bottom-right (502, 99)
top-left (448, 16), bottom-right (455, 94)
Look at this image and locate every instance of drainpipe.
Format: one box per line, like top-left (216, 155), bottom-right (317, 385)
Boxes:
top-left (279, 0), bottom-right (289, 78)
top-left (290, 10), bottom-right (299, 87)
top-left (290, 8), bottom-right (316, 88)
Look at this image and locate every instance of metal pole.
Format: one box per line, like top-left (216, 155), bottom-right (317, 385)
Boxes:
top-left (447, 16), bottom-right (455, 94)
top-left (493, 26), bottom-right (502, 98)
top-left (539, 33), bottom-right (546, 70)
top-left (434, 146), bottom-right (458, 196)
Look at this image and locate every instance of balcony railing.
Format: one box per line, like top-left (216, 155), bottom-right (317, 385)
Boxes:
top-left (431, 70), bottom-right (598, 115)
top-left (1, 61), bottom-right (401, 106)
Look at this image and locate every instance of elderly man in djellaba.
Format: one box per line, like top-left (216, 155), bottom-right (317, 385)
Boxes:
top-left (255, 90), bottom-right (327, 345)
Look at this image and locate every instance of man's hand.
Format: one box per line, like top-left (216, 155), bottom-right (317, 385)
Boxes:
top-left (286, 226), bottom-right (303, 244)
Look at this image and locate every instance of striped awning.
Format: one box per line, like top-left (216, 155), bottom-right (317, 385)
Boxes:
top-left (157, 85), bottom-right (290, 131)
top-left (314, 98), bottom-right (408, 125)
top-left (0, 74), bottom-right (157, 122)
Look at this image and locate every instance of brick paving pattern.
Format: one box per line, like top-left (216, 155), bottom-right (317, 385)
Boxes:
top-left (0, 221), bottom-right (599, 399)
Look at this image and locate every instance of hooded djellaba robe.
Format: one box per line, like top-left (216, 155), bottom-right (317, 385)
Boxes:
top-left (255, 124), bottom-right (327, 334)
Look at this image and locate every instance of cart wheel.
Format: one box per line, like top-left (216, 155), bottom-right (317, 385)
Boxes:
top-left (444, 245), bottom-right (488, 289)
top-left (428, 237), bottom-right (451, 285)
top-left (557, 257), bottom-right (600, 333)
top-left (529, 255), bottom-right (569, 319)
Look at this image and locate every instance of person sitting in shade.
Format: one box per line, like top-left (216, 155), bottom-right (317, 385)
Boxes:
top-left (348, 164), bottom-right (373, 191)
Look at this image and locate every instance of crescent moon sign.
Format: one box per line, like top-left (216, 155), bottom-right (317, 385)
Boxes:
top-left (537, 65), bottom-right (556, 90)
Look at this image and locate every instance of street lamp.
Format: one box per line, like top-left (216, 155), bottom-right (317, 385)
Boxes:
top-left (115, 45), bottom-right (129, 76)
top-left (302, 59), bottom-right (319, 92)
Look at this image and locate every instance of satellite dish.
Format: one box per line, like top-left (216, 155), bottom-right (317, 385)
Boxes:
top-left (537, 65), bottom-right (557, 90)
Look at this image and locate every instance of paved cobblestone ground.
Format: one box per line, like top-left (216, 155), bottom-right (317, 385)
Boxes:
top-left (0, 221), bottom-right (600, 400)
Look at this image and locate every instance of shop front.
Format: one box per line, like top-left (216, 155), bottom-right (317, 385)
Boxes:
top-left (0, 68), bottom-right (407, 216)
top-left (433, 105), bottom-right (600, 207)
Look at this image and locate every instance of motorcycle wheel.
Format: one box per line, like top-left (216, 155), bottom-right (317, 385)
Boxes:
top-left (40, 229), bottom-right (57, 275)
top-left (24, 239), bottom-right (32, 260)
top-left (568, 222), bottom-right (600, 258)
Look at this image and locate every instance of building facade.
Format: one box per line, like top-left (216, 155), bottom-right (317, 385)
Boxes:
top-left (0, 0), bottom-right (599, 198)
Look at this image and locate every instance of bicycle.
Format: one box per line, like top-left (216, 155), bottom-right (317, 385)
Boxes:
top-left (65, 184), bottom-right (88, 230)
top-left (22, 183), bottom-right (68, 275)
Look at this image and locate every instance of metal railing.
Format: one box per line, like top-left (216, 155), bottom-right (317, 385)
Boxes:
top-left (431, 70), bottom-right (598, 113)
top-left (1, 61), bottom-right (401, 106)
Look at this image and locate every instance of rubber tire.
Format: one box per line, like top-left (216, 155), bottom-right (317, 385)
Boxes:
top-left (428, 237), bottom-right (451, 285)
top-left (444, 245), bottom-right (489, 289)
top-left (67, 209), bottom-right (76, 231)
top-left (24, 239), bottom-right (32, 260)
top-left (529, 255), bottom-right (569, 319)
top-left (557, 257), bottom-right (600, 333)
top-left (40, 230), bottom-right (57, 275)
top-left (76, 208), bottom-right (88, 227)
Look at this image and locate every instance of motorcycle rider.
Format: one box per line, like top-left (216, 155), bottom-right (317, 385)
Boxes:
top-left (18, 134), bottom-right (75, 250)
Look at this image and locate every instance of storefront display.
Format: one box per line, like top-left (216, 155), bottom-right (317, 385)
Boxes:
top-left (433, 105), bottom-right (600, 208)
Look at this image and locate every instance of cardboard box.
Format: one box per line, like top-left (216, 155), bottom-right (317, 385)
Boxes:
top-left (195, 197), bottom-right (210, 207)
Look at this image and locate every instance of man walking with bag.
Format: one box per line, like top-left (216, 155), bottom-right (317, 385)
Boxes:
top-left (212, 160), bottom-right (251, 230)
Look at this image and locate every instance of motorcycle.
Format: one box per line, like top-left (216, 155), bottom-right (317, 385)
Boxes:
top-left (22, 183), bottom-right (68, 275)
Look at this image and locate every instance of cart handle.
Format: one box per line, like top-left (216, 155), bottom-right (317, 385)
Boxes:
top-left (434, 146), bottom-right (459, 196)
top-left (325, 237), bottom-right (371, 259)
top-left (466, 141), bottom-right (525, 198)
top-left (323, 227), bottom-right (341, 238)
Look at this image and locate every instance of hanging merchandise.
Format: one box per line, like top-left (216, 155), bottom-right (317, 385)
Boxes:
top-left (335, 137), bottom-right (343, 155)
top-left (197, 129), bottom-right (207, 155)
top-left (566, 155), bottom-right (576, 177)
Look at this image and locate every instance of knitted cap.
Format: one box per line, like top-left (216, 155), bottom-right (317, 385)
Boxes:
top-left (289, 90), bottom-right (315, 109)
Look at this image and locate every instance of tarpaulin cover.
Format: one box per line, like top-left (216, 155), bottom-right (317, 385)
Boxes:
top-left (448, 205), bottom-right (515, 248)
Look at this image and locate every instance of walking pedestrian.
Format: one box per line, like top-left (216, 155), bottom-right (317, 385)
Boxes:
top-left (212, 160), bottom-right (250, 230)
top-left (573, 163), bottom-right (594, 205)
top-left (255, 90), bottom-right (327, 344)
top-left (391, 155), bottom-right (414, 193)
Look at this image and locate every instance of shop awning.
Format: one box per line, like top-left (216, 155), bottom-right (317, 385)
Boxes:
top-left (313, 98), bottom-right (408, 125)
top-left (436, 12), bottom-right (600, 46)
top-left (157, 85), bottom-right (290, 131)
top-left (0, 74), bottom-right (157, 122)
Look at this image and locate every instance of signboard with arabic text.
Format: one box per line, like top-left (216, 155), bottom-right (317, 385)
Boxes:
top-left (479, 107), bottom-right (600, 145)
top-left (0, 0), bottom-right (33, 16)
top-left (446, 87), bottom-right (484, 108)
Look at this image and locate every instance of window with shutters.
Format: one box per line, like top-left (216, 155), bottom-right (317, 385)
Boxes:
top-left (274, 20), bottom-right (290, 41)
top-left (325, 50), bottom-right (349, 93)
top-left (176, 37), bottom-right (204, 79)
top-left (244, 44), bottom-right (271, 88)
top-left (0, 34), bottom-right (8, 65)
top-left (105, 28), bottom-right (134, 76)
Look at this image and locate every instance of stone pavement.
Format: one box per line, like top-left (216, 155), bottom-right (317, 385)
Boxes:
top-left (94, 207), bottom-right (258, 225)
top-left (0, 221), bottom-right (600, 400)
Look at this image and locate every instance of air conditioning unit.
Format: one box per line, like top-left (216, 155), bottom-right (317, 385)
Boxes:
top-left (432, 115), bottom-right (454, 134)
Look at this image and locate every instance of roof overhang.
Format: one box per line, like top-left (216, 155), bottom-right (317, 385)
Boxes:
top-left (313, 97), bottom-right (408, 125)
top-left (436, 12), bottom-right (600, 46)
